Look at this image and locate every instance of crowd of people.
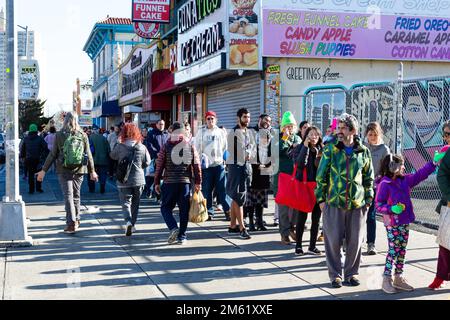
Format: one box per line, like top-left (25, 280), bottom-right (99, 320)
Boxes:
top-left (19, 108), bottom-right (450, 293)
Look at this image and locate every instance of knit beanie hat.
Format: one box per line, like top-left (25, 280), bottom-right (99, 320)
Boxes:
top-left (281, 111), bottom-right (297, 129)
top-left (29, 124), bottom-right (38, 133)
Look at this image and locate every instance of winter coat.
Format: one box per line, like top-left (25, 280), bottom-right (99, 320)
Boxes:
top-left (90, 133), bottom-right (111, 166)
top-left (42, 130), bottom-right (95, 175)
top-left (249, 126), bottom-right (273, 190)
top-left (437, 149), bottom-right (450, 213)
top-left (44, 133), bottom-right (56, 152)
top-left (273, 133), bottom-right (301, 196)
top-left (154, 136), bottom-right (202, 186)
top-left (147, 129), bottom-right (169, 159)
top-left (109, 141), bottom-right (150, 188)
top-left (375, 162), bottom-right (436, 226)
top-left (315, 138), bottom-right (374, 210)
top-left (364, 142), bottom-right (391, 178)
top-left (21, 132), bottom-right (48, 161)
top-left (295, 144), bottom-right (323, 182)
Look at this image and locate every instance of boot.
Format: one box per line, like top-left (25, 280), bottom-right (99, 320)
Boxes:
top-left (382, 275), bottom-right (398, 294)
top-left (393, 274), bottom-right (414, 291)
top-left (428, 277), bottom-right (444, 290)
top-left (255, 206), bottom-right (267, 231)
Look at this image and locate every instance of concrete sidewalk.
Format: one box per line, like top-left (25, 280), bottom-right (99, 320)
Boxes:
top-left (1, 174), bottom-right (450, 300)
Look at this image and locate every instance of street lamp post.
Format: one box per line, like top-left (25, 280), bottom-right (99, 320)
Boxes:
top-left (0, 0), bottom-right (32, 246)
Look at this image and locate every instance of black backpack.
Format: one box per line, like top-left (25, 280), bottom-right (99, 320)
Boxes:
top-left (116, 145), bottom-right (137, 184)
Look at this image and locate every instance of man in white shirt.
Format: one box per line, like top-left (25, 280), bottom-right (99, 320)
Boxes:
top-left (194, 111), bottom-right (230, 221)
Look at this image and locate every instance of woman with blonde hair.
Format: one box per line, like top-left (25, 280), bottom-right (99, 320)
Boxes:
top-left (37, 112), bottom-right (98, 234)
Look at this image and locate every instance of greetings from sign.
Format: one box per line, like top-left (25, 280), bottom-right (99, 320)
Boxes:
top-left (132, 0), bottom-right (171, 24)
top-left (262, 9), bottom-right (450, 61)
top-left (134, 22), bottom-right (160, 39)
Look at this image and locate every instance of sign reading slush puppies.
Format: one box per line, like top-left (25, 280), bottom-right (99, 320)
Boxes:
top-left (262, 9), bottom-right (450, 61)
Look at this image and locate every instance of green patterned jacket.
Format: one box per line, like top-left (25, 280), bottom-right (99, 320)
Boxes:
top-left (315, 138), bottom-right (374, 210)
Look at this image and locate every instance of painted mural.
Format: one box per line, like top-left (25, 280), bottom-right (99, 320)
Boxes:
top-left (304, 77), bottom-right (450, 172)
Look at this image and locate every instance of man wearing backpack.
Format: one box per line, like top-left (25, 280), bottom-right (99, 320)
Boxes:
top-left (37, 112), bottom-right (98, 234)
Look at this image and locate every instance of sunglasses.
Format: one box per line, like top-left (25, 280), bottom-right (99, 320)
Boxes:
top-left (206, 118), bottom-right (215, 121)
top-left (444, 132), bottom-right (450, 137)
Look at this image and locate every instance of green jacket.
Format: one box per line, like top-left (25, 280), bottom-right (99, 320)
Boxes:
top-left (437, 149), bottom-right (450, 213)
top-left (42, 130), bottom-right (95, 175)
top-left (315, 138), bottom-right (374, 210)
top-left (90, 133), bottom-right (111, 166)
top-left (274, 133), bottom-right (301, 196)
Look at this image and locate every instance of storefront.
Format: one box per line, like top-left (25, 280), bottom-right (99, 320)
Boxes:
top-left (262, 0), bottom-right (450, 130)
top-left (142, 69), bottom-right (175, 128)
top-left (119, 44), bottom-right (157, 127)
top-left (174, 0), bottom-right (264, 132)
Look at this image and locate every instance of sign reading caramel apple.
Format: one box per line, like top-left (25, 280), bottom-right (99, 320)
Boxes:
top-left (228, 0), bottom-right (262, 70)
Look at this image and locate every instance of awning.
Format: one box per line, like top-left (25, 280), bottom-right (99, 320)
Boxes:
top-left (143, 69), bottom-right (175, 112)
top-left (123, 105), bottom-right (143, 114)
top-left (152, 69), bottom-right (176, 95)
top-left (91, 100), bottom-right (121, 118)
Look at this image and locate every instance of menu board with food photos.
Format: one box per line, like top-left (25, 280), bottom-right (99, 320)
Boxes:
top-left (228, 0), bottom-right (262, 70)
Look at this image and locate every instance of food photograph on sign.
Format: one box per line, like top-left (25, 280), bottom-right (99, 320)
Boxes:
top-left (228, 0), bottom-right (261, 70)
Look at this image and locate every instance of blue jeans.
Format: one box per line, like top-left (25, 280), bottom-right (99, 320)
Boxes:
top-left (202, 165), bottom-right (230, 216)
top-left (366, 193), bottom-right (377, 244)
top-left (160, 183), bottom-right (190, 240)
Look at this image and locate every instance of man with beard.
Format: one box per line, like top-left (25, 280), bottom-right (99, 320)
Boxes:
top-left (316, 113), bottom-right (374, 289)
top-left (244, 114), bottom-right (273, 232)
top-left (226, 108), bottom-right (256, 240)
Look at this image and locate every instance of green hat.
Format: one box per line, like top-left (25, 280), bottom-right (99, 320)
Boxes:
top-left (29, 124), bottom-right (38, 133)
top-left (281, 111), bottom-right (297, 129)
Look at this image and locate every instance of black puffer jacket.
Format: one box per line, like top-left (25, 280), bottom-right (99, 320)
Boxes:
top-left (294, 144), bottom-right (323, 182)
top-left (21, 132), bottom-right (47, 161)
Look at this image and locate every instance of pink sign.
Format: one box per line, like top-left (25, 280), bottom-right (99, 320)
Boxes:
top-left (262, 9), bottom-right (450, 62)
top-left (132, 0), bottom-right (170, 24)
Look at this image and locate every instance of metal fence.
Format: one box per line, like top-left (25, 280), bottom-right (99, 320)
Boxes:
top-left (300, 75), bottom-right (450, 232)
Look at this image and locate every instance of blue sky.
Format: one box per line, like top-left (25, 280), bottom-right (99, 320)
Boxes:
top-left (1, 0), bottom-right (130, 116)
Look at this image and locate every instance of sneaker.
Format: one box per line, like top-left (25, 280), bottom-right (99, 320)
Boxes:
top-left (240, 229), bottom-right (251, 240)
top-left (393, 274), bottom-right (414, 291)
top-left (256, 225), bottom-right (268, 232)
top-left (228, 226), bottom-right (240, 234)
top-left (216, 204), bottom-right (223, 212)
top-left (308, 247), bottom-right (322, 256)
top-left (168, 229), bottom-right (179, 244)
top-left (382, 275), bottom-right (398, 294)
top-left (64, 224), bottom-right (76, 234)
top-left (177, 238), bottom-right (188, 245)
top-left (273, 218), bottom-right (279, 227)
top-left (331, 278), bottom-right (343, 288)
top-left (344, 276), bottom-right (360, 287)
top-left (281, 236), bottom-right (292, 245)
top-left (367, 243), bottom-right (377, 255)
top-left (295, 247), bottom-right (304, 256)
top-left (132, 226), bottom-right (137, 233)
top-left (125, 222), bottom-right (133, 237)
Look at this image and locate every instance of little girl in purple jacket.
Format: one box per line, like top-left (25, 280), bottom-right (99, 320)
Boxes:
top-left (376, 154), bottom-right (436, 294)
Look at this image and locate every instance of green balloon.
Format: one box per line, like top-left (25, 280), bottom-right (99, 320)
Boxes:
top-left (391, 204), bottom-right (404, 215)
top-left (434, 152), bottom-right (446, 163)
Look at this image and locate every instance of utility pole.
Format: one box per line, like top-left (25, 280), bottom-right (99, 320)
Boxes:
top-left (0, 0), bottom-right (33, 246)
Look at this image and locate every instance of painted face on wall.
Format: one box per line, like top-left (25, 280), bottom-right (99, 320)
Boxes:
top-left (403, 85), bottom-right (442, 147)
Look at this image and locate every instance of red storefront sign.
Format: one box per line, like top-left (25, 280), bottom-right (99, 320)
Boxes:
top-left (132, 0), bottom-right (171, 24)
